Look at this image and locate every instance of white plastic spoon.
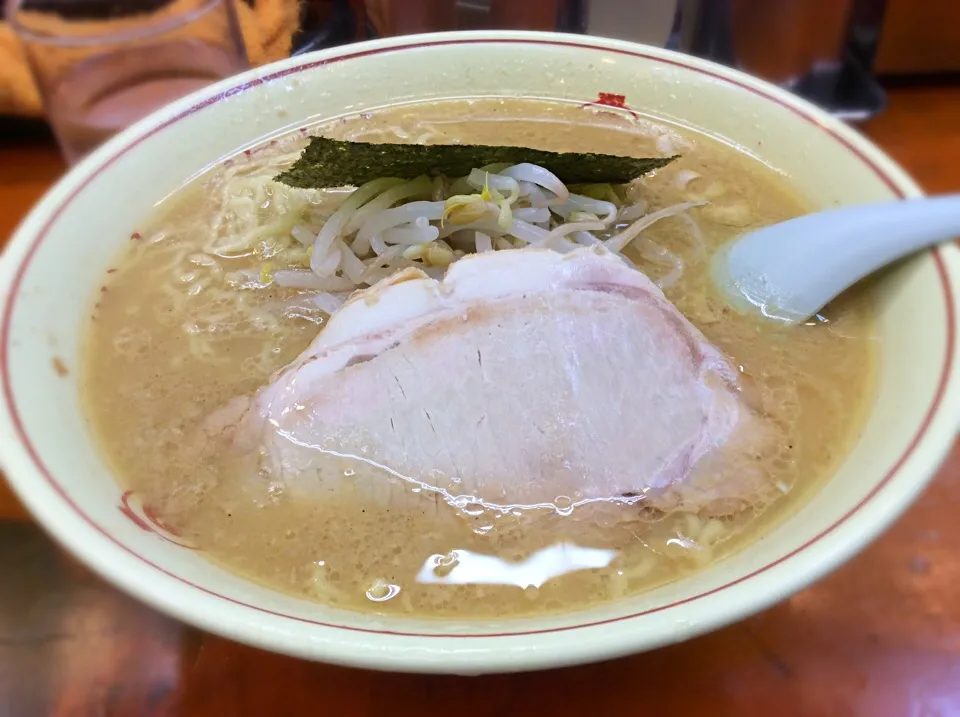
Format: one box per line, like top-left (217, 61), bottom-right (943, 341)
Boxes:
top-left (711, 194), bottom-right (960, 323)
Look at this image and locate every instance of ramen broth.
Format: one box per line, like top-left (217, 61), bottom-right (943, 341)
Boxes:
top-left (82, 98), bottom-right (876, 618)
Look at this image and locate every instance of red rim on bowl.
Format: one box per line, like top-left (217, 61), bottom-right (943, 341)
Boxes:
top-left (1, 36), bottom-right (956, 639)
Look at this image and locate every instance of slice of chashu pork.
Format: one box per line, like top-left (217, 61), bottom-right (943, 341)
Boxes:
top-left (211, 246), bottom-right (777, 516)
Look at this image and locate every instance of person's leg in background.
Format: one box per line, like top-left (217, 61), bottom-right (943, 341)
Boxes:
top-left (363, 0), bottom-right (559, 35)
top-left (489, 0), bottom-right (558, 30)
top-left (363, 0), bottom-right (457, 35)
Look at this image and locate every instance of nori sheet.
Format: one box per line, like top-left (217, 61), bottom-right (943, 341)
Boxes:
top-left (275, 137), bottom-right (678, 188)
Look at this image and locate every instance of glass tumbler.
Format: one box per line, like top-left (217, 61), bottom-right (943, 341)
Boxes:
top-left (7, 0), bottom-right (249, 164)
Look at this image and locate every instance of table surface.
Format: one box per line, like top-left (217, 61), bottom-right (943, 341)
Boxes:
top-left (1, 84), bottom-right (959, 716)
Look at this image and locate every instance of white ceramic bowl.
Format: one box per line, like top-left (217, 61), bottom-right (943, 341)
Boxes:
top-left (1, 31), bottom-right (958, 675)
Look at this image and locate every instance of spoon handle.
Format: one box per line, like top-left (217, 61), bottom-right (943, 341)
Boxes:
top-left (715, 195), bottom-right (960, 322)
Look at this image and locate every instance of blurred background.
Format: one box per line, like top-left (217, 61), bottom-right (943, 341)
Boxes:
top-left (2, 0), bottom-right (959, 159)
top-left (1, 1), bottom-right (959, 715)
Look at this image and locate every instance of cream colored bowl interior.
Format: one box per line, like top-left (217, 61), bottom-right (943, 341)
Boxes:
top-left (1, 33), bottom-right (958, 674)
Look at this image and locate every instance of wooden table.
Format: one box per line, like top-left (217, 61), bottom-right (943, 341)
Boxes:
top-left (1, 85), bottom-right (959, 716)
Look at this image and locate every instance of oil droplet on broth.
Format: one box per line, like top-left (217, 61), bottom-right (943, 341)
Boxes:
top-left (366, 578), bottom-right (401, 603)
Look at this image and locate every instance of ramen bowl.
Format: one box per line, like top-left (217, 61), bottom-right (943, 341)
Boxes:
top-left (1, 31), bottom-right (958, 674)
